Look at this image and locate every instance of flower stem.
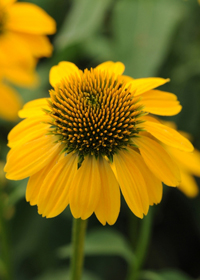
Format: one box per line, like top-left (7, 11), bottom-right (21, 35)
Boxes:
top-left (0, 190), bottom-right (12, 280)
top-left (70, 218), bottom-right (88, 280)
top-left (127, 208), bottom-right (153, 280)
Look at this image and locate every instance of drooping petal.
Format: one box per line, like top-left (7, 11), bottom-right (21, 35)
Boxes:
top-left (177, 170), bottom-right (199, 198)
top-left (37, 153), bottom-right (77, 218)
top-left (8, 115), bottom-right (51, 147)
top-left (95, 61), bottom-right (125, 76)
top-left (69, 156), bottom-right (101, 220)
top-left (128, 77), bottom-right (169, 96)
top-left (166, 146), bottom-right (200, 176)
top-left (18, 98), bottom-right (49, 118)
top-left (26, 144), bottom-right (65, 206)
top-left (0, 83), bottom-right (22, 121)
top-left (95, 157), bottom-right (120, 225)
top-left (134, 136), bottom-right (181, 186)
top-left (6, 3), bottom-right (56, 34)
top-left (139, 90), bottom-right (182, 116)
top-left (4, 135), bottom-right (60, 180)
top-left (142, 121), bottom-right (194, 152)
top-left (114, 148), bottom-right (149, 218)
top-left (49, 61), bottom-right (80, 87)
top-left (129, 148), bottom-right (163, 206)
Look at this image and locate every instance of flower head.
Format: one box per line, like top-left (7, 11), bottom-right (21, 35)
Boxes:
top-left (4, 61), bottom-right (194, 225)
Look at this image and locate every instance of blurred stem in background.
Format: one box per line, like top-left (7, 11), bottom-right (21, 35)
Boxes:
top-left (127, 209), bottom-right (153, 280)
top-left (0, 169), bottom-right (13, 280)
top-left (70, 218), bottom-right (88, 280)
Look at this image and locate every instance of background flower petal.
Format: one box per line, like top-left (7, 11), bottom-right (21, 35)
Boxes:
top-left (6, 3), bottom-right (56, 34)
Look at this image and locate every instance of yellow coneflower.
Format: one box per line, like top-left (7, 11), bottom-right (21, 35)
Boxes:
top-left (0, 0), bottom-right (56, 75)
top-left (4, 61), bottom-right (194, 225)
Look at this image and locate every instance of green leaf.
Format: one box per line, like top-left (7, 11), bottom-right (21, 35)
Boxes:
top-left (140, 270), bottom-right (194, 280)
top-left (84, 0), bottom-right (185, 77)
top-left (55, 0), bottom-right (113, 49)
top-left (111, 0), bottom-right (186, 77)
top-left (58, 228), bottom-right (134, 264)
top-left (159, 270), bottom-right (194, 280)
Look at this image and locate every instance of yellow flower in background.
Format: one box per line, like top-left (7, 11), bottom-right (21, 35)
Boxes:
top-left (0, 81), bottom-right (22, 121)
top-left (163, 122), bottom-right (200, 198)
top-left (0, 0), bottom-right (56, 121)
top-left (4, 61), bottom-right (194, 225)
top-left (0, 64), bottom-right (37, 121)
top-left (0, 0), bottom-right (56, 81)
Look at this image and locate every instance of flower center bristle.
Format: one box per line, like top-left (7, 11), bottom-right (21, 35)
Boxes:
top-left (46, 68), bottom-right (144, 166)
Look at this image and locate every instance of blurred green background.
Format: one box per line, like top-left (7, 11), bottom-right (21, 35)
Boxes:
top-left (1, 0), bottom-right (200, 279)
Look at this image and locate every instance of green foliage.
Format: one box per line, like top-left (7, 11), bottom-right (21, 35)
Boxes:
top-left (36, 269), bottom-right (102, 280)
top-left (140, 270), bottom-right (194, 280)
top-left (58, 228), bottom-right (134, 264)
top-left (55, 0), bottom-right (113, 49)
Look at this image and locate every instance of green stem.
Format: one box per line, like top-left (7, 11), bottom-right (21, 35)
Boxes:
top-left (0, 192), bottom-right (12, 280)
top-left (127, 208), bottom-right (153, 280)
top-left (70, 218), bottom-right (88, 280)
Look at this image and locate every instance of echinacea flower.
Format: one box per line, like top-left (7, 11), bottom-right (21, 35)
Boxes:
top-left (162, 122), bottom-right (200, 198)
top-left (0, 80), bottom-right (22, 121)
top-left (0, 0), bottom-right (56, 78)
top-left (4, 61), bottom-right (194, 225)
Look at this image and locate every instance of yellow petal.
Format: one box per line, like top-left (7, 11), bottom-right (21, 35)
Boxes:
top-left (49, 61), bottom-right (80, 87)
top-left (4, 135), bottom-right (60, 180)
top-left (143, 121), bottom-right (194, 152)
top-left (18, 98), bottom-right (49, 118)
top-left (37, 153), bottom-right (77, 218)
top-left (178, 170), bottom-right (199, 198)
top-left (13, 32), bottom-right (53, 58)
top-left (26, 144), bottom-right (65, 206)
top-left (0, 31), bottom-right (35, 69)
top-left (166, 146), bottom-right (200, 177)
top-left (69, 156), bottom-right (101, 220)
top-left (139, 90), bottom-right (182, 116)
top-left (95, 61), bottom-right (125, 76)
top-left (114, 148), bottom-right (149, 218)
top-left (128, 77), bottom-right (170, 96)
top-left (0, 83), bottom-right (22, 121)
top-left (129, 148), bottom-right (163, 206)
top-left (8, 115), bottom-right (51, 148)
top-left (1, 66), bottom-right (38, 87)
top-left (95, 157), bottom-right (120, 225)
top-left (7, 3), bottom-right (56, 34)
top-left (134, 136), bottom-right (181, 186)
top-left (1, 0), bottom-right (16, 7)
